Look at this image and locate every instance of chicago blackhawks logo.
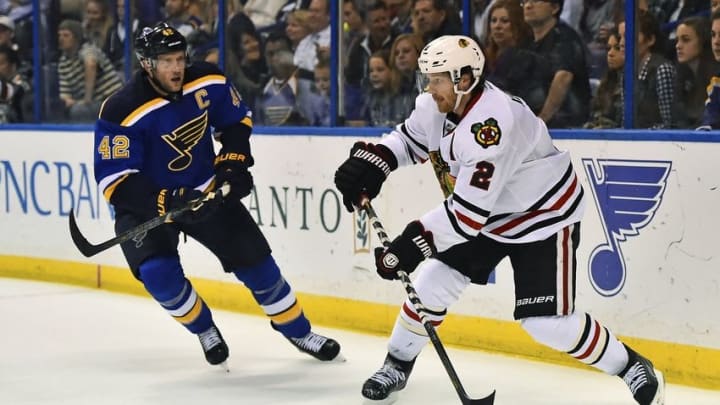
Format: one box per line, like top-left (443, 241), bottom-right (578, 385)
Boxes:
top-left (471, 118), bottom-right (501, 148)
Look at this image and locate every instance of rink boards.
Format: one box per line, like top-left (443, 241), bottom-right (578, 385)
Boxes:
top-left (0, 129), bottom-right (718, 389)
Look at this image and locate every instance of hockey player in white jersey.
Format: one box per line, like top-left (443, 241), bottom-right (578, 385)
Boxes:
top-left (334, 35), bottom-right (665, 405)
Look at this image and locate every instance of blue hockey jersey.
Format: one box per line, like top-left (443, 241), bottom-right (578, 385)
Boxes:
top-left (94, 62), bottom-right (252, 206)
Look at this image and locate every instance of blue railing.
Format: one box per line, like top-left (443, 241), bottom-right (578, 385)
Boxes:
top-left (9, 0), bottom-right (719, 140)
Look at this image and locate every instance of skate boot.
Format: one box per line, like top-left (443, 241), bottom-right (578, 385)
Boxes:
top-left (362, 354), bottom-right (416, 403)
top-left (286, 330), bottom-right (342, 361)
top-left (198, 323), bottom-right (229, 367)
top-left (619, 345), bottom-right (665, 405)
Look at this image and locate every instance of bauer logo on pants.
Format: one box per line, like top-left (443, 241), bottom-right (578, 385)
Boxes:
top-left (582, 159), bottom-right (672, 297)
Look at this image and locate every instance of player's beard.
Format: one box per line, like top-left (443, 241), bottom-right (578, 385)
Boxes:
top-left (434, 94), bottom-right (455, 114)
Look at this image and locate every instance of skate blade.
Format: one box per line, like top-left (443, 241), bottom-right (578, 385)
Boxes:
top-left (216, 361), bottom-right (230, 373)
top-left (332, 352), bottom-right (347, 363)
top-left (362, 391), bottom-right (398, 405)
top-left (652, 369), bottom-right (665, 405)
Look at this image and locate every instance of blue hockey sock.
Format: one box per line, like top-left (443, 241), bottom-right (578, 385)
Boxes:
top-left (233, 255), bottom-right (310, 338)
top-left (139, 256), bottom-right (213, 334)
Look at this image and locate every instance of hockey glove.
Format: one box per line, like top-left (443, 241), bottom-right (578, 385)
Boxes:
top-left (214, 152), bottom-right (254, 201)
top-left (374, 221), bottom-right (436, 280)
top-left (157, 187), bottom-right (220, 224)
top-left (334, 142), bottom-right (398, 212)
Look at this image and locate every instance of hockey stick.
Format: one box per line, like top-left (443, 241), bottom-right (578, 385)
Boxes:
top-left (360, 198), bottom-right (495, 405)
top-left (68, 184), bottom-right (230, 257)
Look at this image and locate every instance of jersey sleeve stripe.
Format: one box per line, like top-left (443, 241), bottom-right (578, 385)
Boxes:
top-left (399, 123), bottom-right (429, 154)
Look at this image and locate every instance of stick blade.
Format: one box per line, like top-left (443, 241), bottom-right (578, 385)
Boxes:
top-left (68, 209), bottom-right (101, 257)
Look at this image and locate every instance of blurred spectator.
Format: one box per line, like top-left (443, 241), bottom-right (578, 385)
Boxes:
top-left (304, 58), bottom-right (330, 125)
top-left (164, 0), bottom-right (196, 37)
top-left (293, 0), bottom-right (330, 75)
top-left (361, 49), bottom-right (409, 126)
top-left (412, 0), bottom-right (462, 42)
top-left (472, 0), bottom-right (494, 43)
top-left (0, 15), bottom-right (14, 48)
top-left (580, 0), bottom-right (619, 79)
top-left (559, 0), bottom-right (583, 30)
top-left (106, 0), bottom-right (140, 72)
top-left (672, 16), bottom-right (720, 127)
top-left (345, 1), bottom-right (395, 94)
top-left (225, 13), bottom-right (267, 112)
top-left (485, 0), bottom-right (551, 113)
top-left (619, 12), bottom-right (676, 128)
top-left (524, 0), bottom-right (591, 128)
top-left (243, 0), bottom-right (287, 31)
top-left (285, 9), bottom-right (312, 51)
top-left (342, 0), bottom-right (367, 52)
top-left (256, 31), bottom-right (312, 125)
top-left (0, 44), bottom-right (29, 122)
top-left (387, 0), bottom-right (413, 34)
top-left (83, 0), bottom-right (113, 50)
top-left (584, 28), bottom-right (624, 128)
top-left (274, 0), bottom-right (312, 26)
top-left (699, 9), bottom-right (720, 129)
top-left (388, 33), bottom-right (423, 116)
top-left (713, 0), bottom-right (720, 14)
top-left (57, 19), bottom-right (122, 122)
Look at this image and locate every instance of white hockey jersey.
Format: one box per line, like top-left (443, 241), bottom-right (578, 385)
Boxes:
top-left (379, 81), bottom-right (586, 252)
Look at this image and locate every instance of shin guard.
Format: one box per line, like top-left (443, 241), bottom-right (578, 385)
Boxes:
top-left (139, 256), bottom-right (213, 334)
top-left (234, 255), bottom-right (310, 338)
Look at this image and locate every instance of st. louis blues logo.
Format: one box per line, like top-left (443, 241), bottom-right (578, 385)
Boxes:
top-left (582, 159), bottom-right (671, 296)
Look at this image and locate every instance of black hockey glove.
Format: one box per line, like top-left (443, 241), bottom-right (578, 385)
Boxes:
top-left (157, 187), bottom-right (220, 224)
top-left (334, 142), bottom-right (398, 212)
top-left (374, 221), bottom-right (436, 280)
top-left (214, 152), bottom-right (254, 201)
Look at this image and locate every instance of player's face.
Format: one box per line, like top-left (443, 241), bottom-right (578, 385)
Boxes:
top-left (425, 72), bottom-right (456, 113)
top-left (150, 51), bottom-right (186, 93)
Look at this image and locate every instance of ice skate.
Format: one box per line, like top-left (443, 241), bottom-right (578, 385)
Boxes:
top-left (620, 345), bottom-right (665, 405)
top-left (198, 324), bottom-right (229, 371)
top-left (286, 330), bottom-right (344, 362)
top-left (362, 354), bottom-right (415, 404)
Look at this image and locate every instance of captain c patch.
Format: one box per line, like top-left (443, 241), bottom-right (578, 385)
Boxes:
top-left (471, 118), bottom-right (501, 148)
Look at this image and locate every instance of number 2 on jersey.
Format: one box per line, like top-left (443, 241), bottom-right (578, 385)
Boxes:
top-left (470, 161), bottom-right (494, 190)
top-left (97, 135), bottom-right (130, 159)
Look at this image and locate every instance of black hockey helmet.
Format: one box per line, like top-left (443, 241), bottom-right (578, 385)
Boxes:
top-left (134, 22), bottom-right (187, 64)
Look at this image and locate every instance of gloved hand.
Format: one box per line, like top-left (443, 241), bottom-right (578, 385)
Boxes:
top-left (214, 152), bottom-right (254, 201)
top-left (157, 187), bottom-right (220, 224)
top-left (334, 142), bottom-right (398, 212)
top-left (374, 221), bottom-right (436, 280)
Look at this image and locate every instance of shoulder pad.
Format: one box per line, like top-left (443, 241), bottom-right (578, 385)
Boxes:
top-left (99, 72), bottom-right (160, 125)
top-left (184, 61), bottom-right (226, 84)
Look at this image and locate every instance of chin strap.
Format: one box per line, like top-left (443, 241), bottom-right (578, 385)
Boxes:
top-left (452, 77), bottom-right (480, 111)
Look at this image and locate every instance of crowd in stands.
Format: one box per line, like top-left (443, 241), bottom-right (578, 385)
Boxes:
top-left (2, 0), bottom-right (720, 130)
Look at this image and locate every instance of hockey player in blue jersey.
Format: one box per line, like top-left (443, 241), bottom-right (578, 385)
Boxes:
top-left (93, 22), bottom-right (341, 368)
